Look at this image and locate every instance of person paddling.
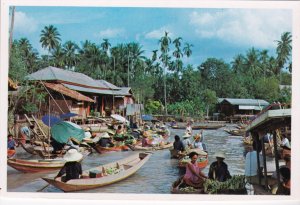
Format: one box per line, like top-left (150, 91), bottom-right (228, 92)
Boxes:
top-left (55, 149), bottom-right (83, 182)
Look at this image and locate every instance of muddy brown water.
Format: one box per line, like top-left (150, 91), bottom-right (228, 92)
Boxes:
top-left (7, 124), bottom-right (246, 193)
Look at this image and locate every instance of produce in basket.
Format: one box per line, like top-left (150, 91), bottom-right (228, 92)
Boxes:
top-left (203, 175), bottom-right (246, 194)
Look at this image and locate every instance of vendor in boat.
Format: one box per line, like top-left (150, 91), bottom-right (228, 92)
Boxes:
top-left (55, 149), bottom-right (83, 182)
top-left (192, 134), bottom-right (204, 150)
top-left (186, 123), bottom-right (192, 135)
top-left (183, 151), bottom-right (208, 188)
top-left (173, 135), bottom-right (184, 152)
top-left (208, 152), bottom-right (231, 182)
top-left (116, 125), bottom-right (124, 135)
top-left (19, 125), bottom-right (31, 145)
top-left (182, 133), bottom-right (192, 150)
top-left (141, 132), bottom-right (152, 147)
top-left (97, 133), bottom-right (115, 147)
top-left (7, 134), bottom-right (17, 158)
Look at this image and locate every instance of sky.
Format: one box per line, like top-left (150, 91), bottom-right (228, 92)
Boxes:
top-left (12, 6), bottom-right (292, 66)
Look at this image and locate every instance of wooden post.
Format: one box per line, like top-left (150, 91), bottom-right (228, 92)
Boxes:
top-left (260, 133), bottom-right (268, 189)
top-left (253, 132), bottom-right (261, 185)
top-left (273, 130), bottom-right (281, 186)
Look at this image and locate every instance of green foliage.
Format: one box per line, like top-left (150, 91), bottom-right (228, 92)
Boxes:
top-left (145, 100), bottom-right (163, 114)
top-left (254, 77), bottom-right (280, 103)
top-left (22, 102), bottom-right (39, 114)
top-left (278, 87), bottom-right (291, 104)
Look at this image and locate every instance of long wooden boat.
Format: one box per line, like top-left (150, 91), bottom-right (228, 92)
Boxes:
top-left (224, 129), bottom-right (245, 136)
top-left (42, 152), bottom-right (152, 192)
top-left (171, 124), bottom-right (224, 130)
top-left (170, 177), bottom-right (203, 194)
top-left (7, 149), bottom-right (89, 173)
top-left (93, 144), bottom-right (129, 154)
top-left (127, 142), bottom-right (172, 151)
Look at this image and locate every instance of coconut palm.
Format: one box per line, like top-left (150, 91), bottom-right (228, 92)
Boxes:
top-left (231, 54), bottom-right (245, 74)
top-left (51, 44), bottom-right (65, 68)
top-left (183, 43), bottom-right (193, 58)
top-left (152, 50), bottom-right (158, 62)
top-left (40, 25), bottom-right (61, 55)
top-left (173, 37), bottom-right (182, 49)
top-left (245, 47), bottom-right (261, 77)
top-left (101, 39), bottom-right (111, 54)
top-left (276, 32), bottom-right (292, 75)
top-left (63, 41), bottom-right (79, 70)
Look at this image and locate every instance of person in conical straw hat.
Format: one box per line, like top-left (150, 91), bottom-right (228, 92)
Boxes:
top-left (55, 149), bottom-right (83, 182)
top-left (208, 151), bottom-right (231, 182)
top-left (97, 132), bottom-right (114, 147)
top-left (182, 133), bottom-right (192, 150)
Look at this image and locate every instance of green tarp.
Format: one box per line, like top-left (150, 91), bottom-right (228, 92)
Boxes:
top-left (50, 121), bottom-right (85, 143)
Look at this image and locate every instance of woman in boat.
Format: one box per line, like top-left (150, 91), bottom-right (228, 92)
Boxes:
top-left (141, 132), bottom-right (152, 147)
top-left (7, 134), bottom-right (17, 158)
top-left (183, 151), bottom-right (208, 188)
top-left (208, 152), bottom-right (231, 182)
top-left (97, 133), bottom-right (115, 147)
top-left (116, 125), bottom-right (124, 135)
top-left (192, 134), bottom-right (204, 150)
top-left (55, 149), bottom-right (83, 182)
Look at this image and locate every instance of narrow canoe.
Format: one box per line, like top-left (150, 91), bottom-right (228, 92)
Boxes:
top-left (171, 124), bottom-right (225, 130)
top-left (7, 158), bottom-right (67, 173)
top-left (170, 177), bottom-right (203, 194)
top-left (42, 152), bottom-right (152, 192)
top-left (224, 129), bottom-right (245, 136)
top-left (7, 149), bottom-right (89, 173)
top-left (93, 144), bottom-right (129, 154)
top-left (128, 142), bottom-right (172, 151)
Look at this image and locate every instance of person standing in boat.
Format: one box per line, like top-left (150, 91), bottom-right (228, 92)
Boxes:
top-left (19, 125), bottom-right (31, 145)
top-left (186, 123), bottom-right (192, 135)
top-left (7, 134), bottom-right (17, 158)
top-left (55, 149), bottom-right (83, 182)
top-left (183, 151), bottom-right (208, 188)
top-left (208, 152), bottom-right (231, 182)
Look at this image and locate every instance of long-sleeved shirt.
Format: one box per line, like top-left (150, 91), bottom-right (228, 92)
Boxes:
top-left (173, 140), bottom-right (184, 152)
top-left (56, 161), bottom-right (82, 182)
top-left (208, 161), bottom-right (231, 182)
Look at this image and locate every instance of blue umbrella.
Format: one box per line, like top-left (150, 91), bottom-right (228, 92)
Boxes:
top-left (141, 115), bottom-right (153, 121)
top-left (60, 112), bottom-right (78, 119)
top-left (42, 115), bottom-right (62, 127)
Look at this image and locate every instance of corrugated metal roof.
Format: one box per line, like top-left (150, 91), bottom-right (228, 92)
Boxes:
top-left (222, 98), bottom-right (269, 106)
top-left (44, 83), bottom-right (95, 102)
top-left (63, 83), bottom-right (115, 95)
top-left (26, 66), bottom-right (108, 89)
top-left (97, 80), bottom-right (120, 90)
top-left (113, 87), bottom-right (132, 96)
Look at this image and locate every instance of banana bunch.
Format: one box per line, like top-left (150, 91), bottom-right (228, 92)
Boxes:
top-left (179, 186), bottom-right (197, 192)
top-left (204, 175), bottom-right (245, 194)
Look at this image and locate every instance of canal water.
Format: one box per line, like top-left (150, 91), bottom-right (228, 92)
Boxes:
top-left (7, 125), bottom-right (246, 193)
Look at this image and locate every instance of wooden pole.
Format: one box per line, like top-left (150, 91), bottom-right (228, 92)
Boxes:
top-left (48, 96), bottom-right (51, 159)
top-left (260, 134), bottom-right (268, 189)
top-left (273, 130), bottom-right (281, 186)
top-left (253, 132), bottom-right (261, 185)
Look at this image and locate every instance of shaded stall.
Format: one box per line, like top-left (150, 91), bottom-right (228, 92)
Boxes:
top-left (246, 108), bottom-right (291, 194)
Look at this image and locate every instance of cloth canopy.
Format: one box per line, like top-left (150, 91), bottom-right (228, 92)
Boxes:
top-left (60, 112), bottom-right (78, 119)
top-left (50, 121), bottom-right (85, 143)
top-left (42, 115), bottom-right (62, 127)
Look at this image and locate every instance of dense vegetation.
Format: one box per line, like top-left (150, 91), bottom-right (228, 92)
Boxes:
top-left (9, 25), bottom-right (292, 117)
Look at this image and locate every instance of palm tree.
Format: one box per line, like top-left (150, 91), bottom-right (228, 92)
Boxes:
top-left (231, 54), bottom-right (245, 74)
top-left (173, 37), bottom-right (182, 49)
top-left (276, 32), bottom-right (292, 75)
top-left (152, 50), bottom-right (158, 62)
top-left (183, 43), bottom-right (193, 64)
top-left (51, 44), bottom-right (65, 68)
top-left (40, 25), bottom-right (61, 63)
top-left (159, 31), bottom-right (172, 115)
top-left (63, 41), bottom-right (79, 70)
top-left (101, 39), bottom-right (111, 54)
top-left (245, 47), bottom-right (260, 77)
top-left (259, 49), bottom-right (269, 80)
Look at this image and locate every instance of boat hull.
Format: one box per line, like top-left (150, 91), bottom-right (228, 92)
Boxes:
top-left (93, 144), bottom-right (129, 154)
top-left (42, 152), bottom-right (152, 192)
top-left (7, 159), bottom-right (65, 173)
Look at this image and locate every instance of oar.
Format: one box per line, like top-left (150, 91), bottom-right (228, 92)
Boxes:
top-left (37, 183), bottom-right (50, 192)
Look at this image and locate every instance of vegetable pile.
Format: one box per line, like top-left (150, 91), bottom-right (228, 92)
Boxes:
top-left (203, 175), bottom-right (246, 194)
top-left (105, 167), bottom-right (121, 175)
top-left (179, 186), bottom-right (198, 192)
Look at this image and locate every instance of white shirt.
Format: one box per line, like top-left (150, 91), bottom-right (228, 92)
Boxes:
top-left (182, 138), bottom-right (191, 149)
top-left (281, 138), bottom-right (290, 148)
top-left (193, 141), bottom-right (203, 150)
top-left (186, 126), bottom-right (192, 134)
top-left (245, 151), bottom-right (263, 176)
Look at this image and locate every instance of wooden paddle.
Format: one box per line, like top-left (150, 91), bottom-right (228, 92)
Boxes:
top-left (37, 183), bottom-right (50, 192)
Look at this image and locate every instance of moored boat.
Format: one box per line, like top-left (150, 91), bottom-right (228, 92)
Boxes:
top-left (128, 142), bottom-right (172, 151)
top-left (224, 129), bottom-right (245, 136)
top-left (42, 152), bottom-right (152, 192)
top-left (93, 144), bottom-right (129, 154)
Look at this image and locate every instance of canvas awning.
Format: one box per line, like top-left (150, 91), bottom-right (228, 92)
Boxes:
top-left (44, 83), bottom-right (95, 103)
top-left (51, 121), bottom-right (85, 143)
top-left (239, 105), bottom-right (262, 111)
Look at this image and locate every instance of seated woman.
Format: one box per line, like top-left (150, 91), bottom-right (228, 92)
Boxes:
top-left (55, 149), bottom-right (83, 182)
top-left (193, 134), bottom-right (204, 150)
top-left (97, 133), bottom-right (114, 147)
top-left (183, 151), bottom-right (208, 188)
top-left (7, 134), bottom-right (17, 158)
